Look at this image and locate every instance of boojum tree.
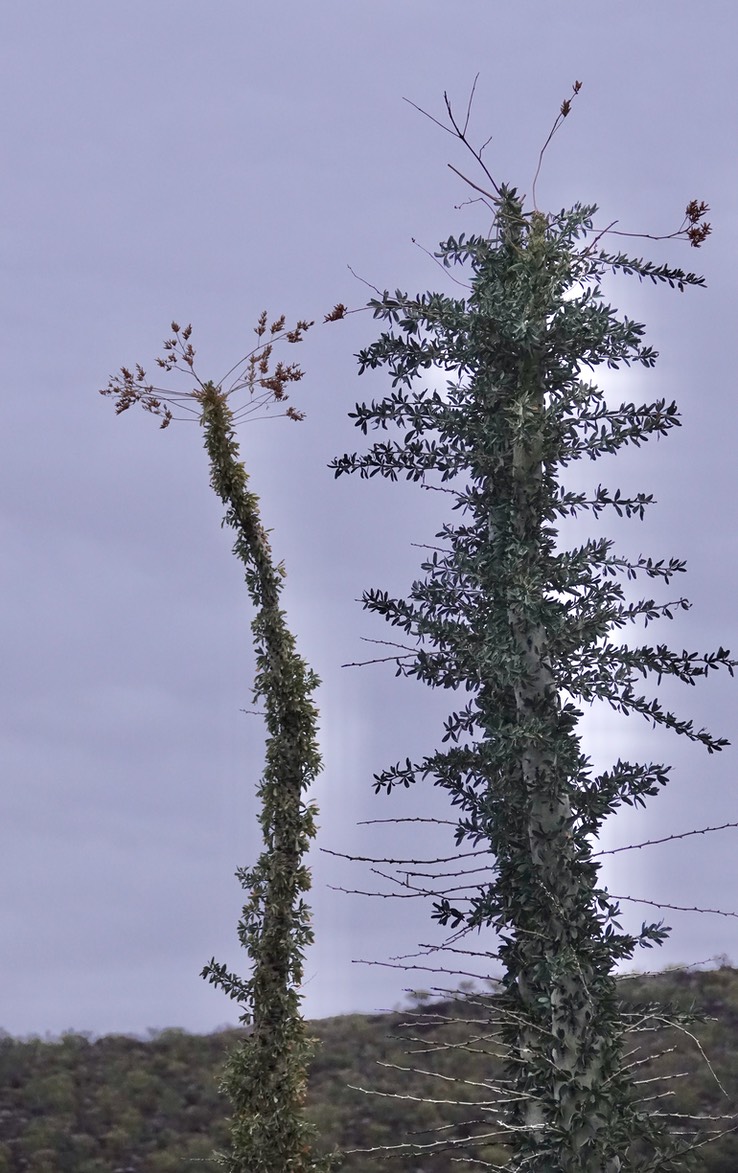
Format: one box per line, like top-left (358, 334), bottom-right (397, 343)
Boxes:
top-left (331, 83), bottom-right (731, 1170)
top-left (100, 314), bottom-right (338, 1173)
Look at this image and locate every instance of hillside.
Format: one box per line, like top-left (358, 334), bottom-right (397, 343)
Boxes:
top-left (1, 965), bottom-right (737, 1172)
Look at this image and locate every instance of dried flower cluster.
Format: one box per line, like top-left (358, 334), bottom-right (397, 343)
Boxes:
top-left (99, 314), bottom-right (315, 429)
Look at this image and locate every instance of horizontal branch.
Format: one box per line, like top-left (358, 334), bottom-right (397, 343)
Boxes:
top-left (593, 820), bottom-right (738, 856)
top-left (612, 894), bottom-right (738, 918)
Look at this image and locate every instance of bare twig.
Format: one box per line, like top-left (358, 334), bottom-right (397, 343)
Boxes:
top-left (612, 894), bottom-right (738, 918)
top-left (594, 820), bottom-right (738, 857)
top-left (532, 80), bottom-right (582, 209)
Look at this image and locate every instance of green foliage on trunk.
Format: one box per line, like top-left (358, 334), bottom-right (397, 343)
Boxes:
top-left (101, 320), bottom-right (336, 1173)
top-left (332, 179), bottom-right (732, 1170)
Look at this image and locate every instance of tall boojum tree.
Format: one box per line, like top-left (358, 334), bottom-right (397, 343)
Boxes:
top-left (100, 314), bottom-right (337, 1173)
top-left (331, 83), bottom-right (732, 1170)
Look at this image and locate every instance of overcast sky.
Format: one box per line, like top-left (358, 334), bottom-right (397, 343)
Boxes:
top-left (2, 1), bottom-right (737, 1041)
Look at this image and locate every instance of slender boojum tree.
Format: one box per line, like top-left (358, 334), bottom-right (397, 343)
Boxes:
top-left (331, 83), bottom-right (731, 1170)
top-left (100, 314), bottom-right (337, 1173)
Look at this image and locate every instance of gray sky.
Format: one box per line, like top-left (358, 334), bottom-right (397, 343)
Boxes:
top-left (2, 1), bottom-right (737, 1040)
